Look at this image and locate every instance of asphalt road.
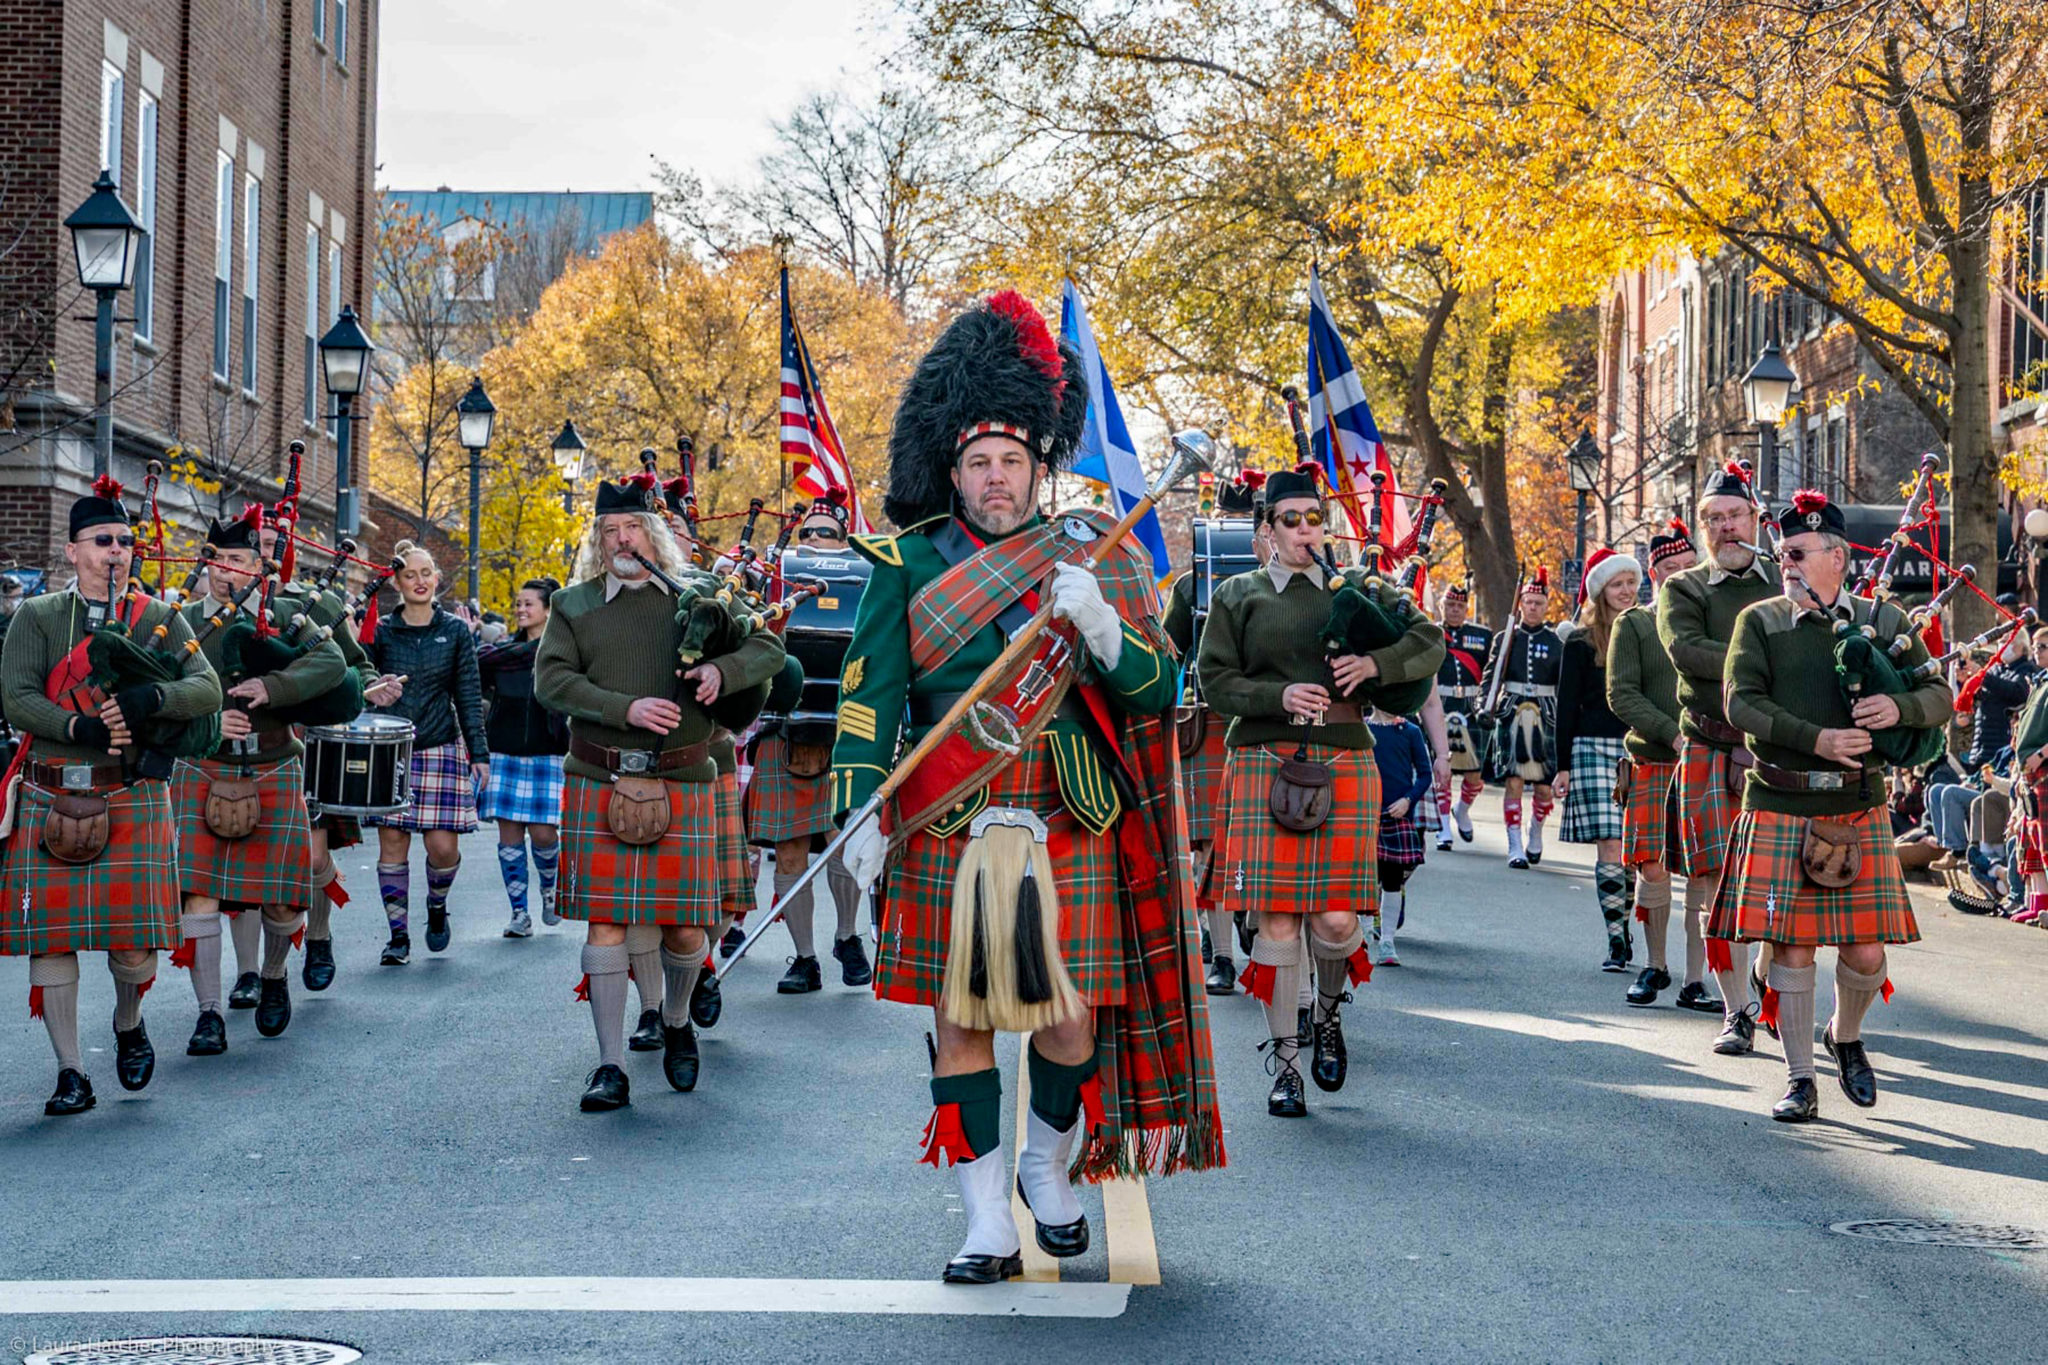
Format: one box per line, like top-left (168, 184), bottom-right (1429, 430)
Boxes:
top-left (1, 807), bottom-right (2044, 1364)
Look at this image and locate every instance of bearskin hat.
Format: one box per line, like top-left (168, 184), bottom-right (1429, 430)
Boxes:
top-left (883, 290), bottom-right (1088, 528)
top-left (69, 474), bottom-right (130, 540)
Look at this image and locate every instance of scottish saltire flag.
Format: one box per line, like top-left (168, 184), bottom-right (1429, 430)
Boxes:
top-left (1060, 280), bottom-right (1171, 581)
top-left (779, 266), bottom-right (871, 532)
top-left (1307, 265), bottom-right (1410, 548)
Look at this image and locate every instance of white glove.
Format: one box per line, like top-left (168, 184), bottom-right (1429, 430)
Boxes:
top-left (1049, 564), bottom-right (1123, 670)
top-left (843, 818), bottom-right (888, 894)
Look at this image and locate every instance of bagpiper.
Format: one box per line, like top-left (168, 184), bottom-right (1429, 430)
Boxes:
top-left (830, 291), bottom-right (1222, 1283)
top-left (1712, 490), bottom-right (1951, 1121)
top-left (1433, 578), bottom-right (1493, 849)
top-left (1, 477), bottom-right (223, 1115)
top-left (1483, 568), bottom-right (1563, 868)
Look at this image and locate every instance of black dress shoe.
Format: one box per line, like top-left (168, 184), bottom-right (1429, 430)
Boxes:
top-left (1508, 856), bottom-right (1530, 870)
top-left (777, 954), bottom-right (822, 994)
top-left (1712, 1011), bottom-right (1756, 1056)
top-left (1016, 1178), bottom-right (1090, 1257)
top-left (1267, 1059), bottom-right (1308, 1118)
top-left (1526, 850), bottom-right (1543, 866)
top-left (1771, 1076), bottom-right (1820, 1122)
top-left (1296, 1006), bottom-right (1311, 1049)
top-left (187, 1010), bottom-right (228, 1056)
top-left (1674, 981), bottom-right (1722, 1013)
top-left (301, 938), bottom-right (336, 991)
top-left (44, 1068), bottom-right (94, 1116)
top-left (114, 1022), bottom-right (154, 1091)
top-left (228, 971), bottom-right (261, 1009)
top-left (1626, 966), bottom-right (1671, 1005)
top-left (1823, 1025), bottom-right (1879, 1108)
top-left (425, 905), bottom-right (451, 953)
top-left (719, 924), bottom-right (746, 959)
top-left (254, 977), bottom-right (291, 1038)
top-left (1310, 1011), bottom-right (1348, 1093)
top-left (1601, 939), bottom-right (1633, 973)
top-left (689, 969), bottom-right (723, 1029)
top-left (1205, 957), bottom-right (1237, 996)
top-left (580, 1063), bottom-right (631, 1112)
top-left (942, 1251), bottom-right (1023, 1285)
top-left (662, 1023), bottom-right (700, 1092)
top-left (381, 932), bottom-right (410, 966)
top-left (832, 934), bottom-right (873, 987)
top-left (628, 1008), bottom-right (663, 1052)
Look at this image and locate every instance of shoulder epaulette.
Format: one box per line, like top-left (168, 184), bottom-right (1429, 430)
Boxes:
top-left (849, 533), bottom-right (903, 568)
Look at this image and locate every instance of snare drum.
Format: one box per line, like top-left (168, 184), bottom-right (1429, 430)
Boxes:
top-left (304, 714), bottom-right (415, 817)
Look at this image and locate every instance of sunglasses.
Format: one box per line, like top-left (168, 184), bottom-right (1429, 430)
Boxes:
top-left (1274, 509), bottom-right (1326, 530)
top-left (80, 533), bottom-right (137, 550)
top-left (797, 526), bottom-right (840, 540)
top-left (1780, 546), bottom-right (1838, 565)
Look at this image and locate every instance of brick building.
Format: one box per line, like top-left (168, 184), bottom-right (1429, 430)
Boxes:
top-left (0, 0), bottom-right (379, 578)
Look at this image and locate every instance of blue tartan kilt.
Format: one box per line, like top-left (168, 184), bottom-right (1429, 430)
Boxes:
top-left (1377, 811), bottom-right (1425, 868)
top-left (1561, 735), bottom-right (1628, 843)
top-left (478, 752), bottom-right (564, 826)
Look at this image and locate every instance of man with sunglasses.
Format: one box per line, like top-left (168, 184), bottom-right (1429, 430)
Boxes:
top-left (0, 477), bottom-right (223, 1116)
top-left (1481, 568), bottom-right (1564, 869)
top-left (1709, 489), bottom-right (1950, 1121)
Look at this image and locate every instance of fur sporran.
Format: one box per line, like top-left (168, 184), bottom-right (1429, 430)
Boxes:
top-left (41, 791), bottom-right (110, 865)
top-left (605, 775), bottom-right (673, 845)
top-left (785, 742), bottom-right (831, 780)
top-left (1268, 751), bottom-right (1334, 833)
top-left (203, 776), bottom-right (261, 840)
top-left (938, 812), bottom-right (1083, 1033)
top-left (1508, 701), bottom-right (1552, 781)
top-left (1446, 712), bottom-right (1483, 774)
top-left (1799, 818), bottom-right (1862, 889)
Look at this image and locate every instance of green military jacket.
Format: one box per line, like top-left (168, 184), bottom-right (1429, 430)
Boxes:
top-left (181, 588), bottom-right (349, 762)
top-left (1606, 605), bottom-right (1681, 762)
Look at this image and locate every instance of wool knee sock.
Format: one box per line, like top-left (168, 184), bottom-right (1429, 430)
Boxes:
top-left (824, 851), bottom-right (860, 941)
top-left (1296, 933), bottom-right (1315, 1011)
top-left (1434, 776), bottom-right (1453, 821)
top-left (1459, 775), bottom-right (1484, 806)
top-left (1503, 795), bottom-right (1524, 860)
top-left (260, 910), bottom-right (304, 980)
top-left (1638, 875), bottom-right (1672, 971)
top-left (378, 861), bottom-right (410, 933)
top-left (1769, 962), bottom-right (1817, 1080)
top-left (181, 912), bottom-right (224, 1013)
top-left (1831, 956), bottom-right (1887, 1044)
top-left (305, 898), bottom-right (333, 943)
top-left (1693, 876), bottom-right (1747, 1015)
top-left (1681, 883), bottom-right (1707, 984)
top-left (776, 862), bottom-right (816, 958)
top-left (530, 838), bottom-right (561, 902)
top-left (425, 857), bottom-right (461, 917)
top-left (30, 954), bottom-right (82, 1072)
top-left (1530, 795), bottom-right (1553, 854)
top-left (659, 945), bottom-right (703, 1029)
top-left (1595, 861), bottom-right (1629, 943)
top-left (1310, 921), bottom-right (1367, 1022)
top-left (625, 924), bottom-right (665, 1015)
top-left (1026, 1040), bottom-right (1098, 1130)
top-left (1207, 908), bottom-right (1234, 964)
top-left (228, 908), bottom-right (260, 977)
top-left (108, 952), bottom-right (157, 1031)
top-left (927, 1068), bottom-right (1002, 1164)
top-left (496, 842), bottom-right (529, 916)
top-left (1250, 934), bottom-right (1303, 1064)
top-left (582, 942), bottom-right (631, 1068)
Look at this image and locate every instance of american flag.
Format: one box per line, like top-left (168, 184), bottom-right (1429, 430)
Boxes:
top-left (779, 266), bottom-right (870, 532)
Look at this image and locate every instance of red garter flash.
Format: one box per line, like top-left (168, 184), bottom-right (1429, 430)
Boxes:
top-left (136, 974), bottom-right (155, 1000)
top-left (1634, 904), bottom-right (1649, 924)
top-left (918, 1102), bottom-right (973, 1168)
top-left (291, 928), bottom-right (305, 950)
top-left (1079, 1072), bottom-right (1107, 1133)
top-left (1881, 977), bottom-right (1894, 1003)
top-left (28, 986), bottom-right (43, 1019)
top-left (1345, 943), bottom-right (1374, 987)
top-left (169, 939), bottom-right (197, 970)
top-left (1705, 939), bottom-right (1734, 974)
top-left (1237, 959), bottom-right (1276, 1005)
top-left (572, 974), bottom-right (590, 1002)
top-left (1758, 988), bottom-right (1780, 1034)
top-left (323, 878), bottom-right (350, 906)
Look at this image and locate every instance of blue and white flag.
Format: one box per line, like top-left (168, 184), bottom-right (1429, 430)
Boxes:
top-left (1307, 265), bottom-right (1409, 547)
top-left (1060, 280), bottom-right (1172, 582)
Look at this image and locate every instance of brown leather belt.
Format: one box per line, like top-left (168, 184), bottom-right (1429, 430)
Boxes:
top-left (1691, 715), bottom-right (1745, 749)
top-left (1752, 760), bottom-right (1863, 792)
top-left (568, 734), bottom-right (712, 777)
top-left (1291, 703), bottom-right (1365, 727)
top-left (29, 759), bottom-right (129, 791)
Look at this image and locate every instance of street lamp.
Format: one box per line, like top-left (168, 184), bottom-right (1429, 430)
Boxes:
top-left (550, 419), bottom-right (588, 512)
top-left (456, 376), bottom-right (497, 605)
top-left (1565, 428), bottom-right (1603, 575)
top-left (63, 171), bottom-right (145, 479)
top-left (318, 304), bottom-right (374, 540)
top-left (1742, 337), bottom-right (1797, 497)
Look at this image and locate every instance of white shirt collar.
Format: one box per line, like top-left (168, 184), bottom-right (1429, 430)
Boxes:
top-left (1267, 560), bottom-right (1325, 592)
top-left (604, 571), bottom-right (672, 603)
top-left (1705, 554), bottom-right (1770, 586)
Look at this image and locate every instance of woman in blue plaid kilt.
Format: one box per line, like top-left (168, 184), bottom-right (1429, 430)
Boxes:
top-left (478, 578), bottom-right (567, 938)
top-left (1554, 549), bottom-right (1641, 971)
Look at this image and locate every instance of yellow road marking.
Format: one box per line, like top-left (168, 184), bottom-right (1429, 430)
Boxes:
top-left (1101, 1176), bottom-right (1160, 1285)
top-left (1012, 1036), bottom-right (1059, 1282)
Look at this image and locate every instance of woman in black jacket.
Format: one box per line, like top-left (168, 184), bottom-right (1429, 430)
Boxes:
top-left (1554, 550), bottom-right (1639, 973)
top-left (477, 577), bottom-right (566, 940)
top-left (364, 541), bottom-right (490, 965)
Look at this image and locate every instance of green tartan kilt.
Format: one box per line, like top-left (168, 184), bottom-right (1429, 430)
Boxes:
top-left (1215, 743), bottom-right (1381, 920)
top-left (1708, 807), bottom-right (1919, 946)
top-left (875, 739), bottom-right (1124, 1008)
top-left (1180, 717), bottom-right (1228, 846)
top-left (173, 755), bottom-right (316, 909)
top-left (0, 778), bottom-right (181, 956)
top-left (715, 771), bottom-right (752, 918)
top-left (1676, 737), bottom-right (1741, 881)
top-left (557, 773), bottom-right (719, 928)
top-left (1621, 756), bottom-right (1681, 871)
top-left (743, 735), bottom-right (835, 844)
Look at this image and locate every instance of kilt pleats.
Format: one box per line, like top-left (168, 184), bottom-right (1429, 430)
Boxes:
top-left (744, 736), bottom-right (835, 843)
top-left (1217, 743), bottom-right (1381, 920)
top-left (1560, 735), bottom-right (1628, 843)
top-left (172, 755), bottom-right (316, 908)
top-left (0, 779), bottom-right (182, 956)
top-left (716, 771), bottom-right (752, 918)
top-left (1676, 737), bottom-right (1741, 881)
top-left (1708, 807), bottom-right (1919, 946)
top-left (557, 773), bottom-right (719, 927)
top-left (1179, 720), bottom-right (1229, 846)
top-left (1620, 755), bottom-right (1680, 870)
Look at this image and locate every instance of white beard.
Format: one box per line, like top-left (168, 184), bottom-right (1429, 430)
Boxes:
top-left (609, 553), bottom-right (643, 579)
top-left (1712, 542), bottom-right (1754, 572)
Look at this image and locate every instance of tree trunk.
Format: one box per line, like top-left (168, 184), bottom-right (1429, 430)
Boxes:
top-left (1946, 84), bottom-right (1998, 642)
top-left (1470, 325), bottom-right (1519, 621)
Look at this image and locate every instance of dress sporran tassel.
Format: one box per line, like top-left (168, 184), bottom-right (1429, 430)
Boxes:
top-left (940, 813), bottom-right (1083, 1033)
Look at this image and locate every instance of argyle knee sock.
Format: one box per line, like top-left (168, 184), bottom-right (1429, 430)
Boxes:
top-left (625, 925), bottom-right (664, 1014)
top-left (1530, 795), bottom-right (1553, 855)
top-left (530, 838), bottom-right (561, 903)
top-left (425, 857), bottom-right (461, 918)
top-left (1250, 934), bottom-right (1302, 1065)
top-left (181, 912), bottom-right (224, 1013)
top-left (108, 952), bottom-right (156, 1031)
top-left (825, 851), bottom-right (861, 941)
top-left (582, 942), bottom-right (631, 1068)
top-left (30, 954), bottom-right (82, 1073)
top-left (1207, 908), bottom-right (1234, 964)
top-left (660, 945), bottom-right (703, 1029)
top-left (1831, 956), bottom-right (1887, 1044)
top-left (228, 908), bottom-right (260, 977)
top-left (1595, 860), bottom-right (1629, 945)
top-left (1769, 962), bottom-right (1817, 1080)
top-left (1026, 1040), bottom-right (1098, 1130)
top-left (776, 863), bottom-right (816, 958)
top-left (1504, 796), bottom-right (1524, 860)
top-left (259, 910), bottom-right (303, 980)
top-left (1638, 875), bottom-right (1672, 970)
top-left (925, 1068), bottom-right (1002, 1165)
top-left (496, 843), bottom-right (529, 916)
top-left (378, 861), bottom-right (410, 933)
top-left (1310, 920), bottom-right (1367, 1022)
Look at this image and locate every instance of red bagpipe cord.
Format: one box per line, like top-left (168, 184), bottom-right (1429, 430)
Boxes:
top-left (1705, 938), bottom-right (1734, 974)
top-left (1345, 942), bottom-right (1375, 986)
top-left (918, 1102), bottom-right (974, 1168)
top-left (1237, 959), bottom-right (1276, 1005)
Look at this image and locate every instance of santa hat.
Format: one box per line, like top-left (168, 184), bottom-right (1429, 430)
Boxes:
top-left (1649, 517), bottom-right (1694, 567)
top-left (1578, 547), bottom-right (1640, 605)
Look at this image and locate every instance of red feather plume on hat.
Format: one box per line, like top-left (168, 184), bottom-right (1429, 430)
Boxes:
top-left (622, 471), bottom-right (658, 494)
top-left (91, 474), bottom-right (123, 501)
top-left (1722, 460), bottom-right (1750, 484)
top-left (1667, 516), bottom-right (1689, 538)
top-left (822, 485), bottom-right (850, 509)
top-left (1239, 468), bottom-right (1267, 490)
top-left (1791, 488), bottom-right (1829, 516)
top-left (1522, 566), bottom-right (1550, 593)
top-left (237, 502), bottom-right (265, 531)
top-left (986, 290), bottom-right (1066, 401)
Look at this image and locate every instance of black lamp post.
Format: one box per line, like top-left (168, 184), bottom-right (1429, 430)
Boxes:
top-left (63, 172), bottom-right (146, 480)
top-left (1565, 428), bottom-right (1603, 576)
top-left (1741, 337), bottom-right (1797, 498)
top-left (456, 377), bottom-right (497, 605)
top-left (551, 418), bottom-right (588, 572)
top-left (317, 305), bottom-right (374, 541)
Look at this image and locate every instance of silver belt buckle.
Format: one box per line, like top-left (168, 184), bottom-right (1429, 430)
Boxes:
top-left (617, 749), bottom-right (656, 775)
top-left (230, 734), bottom-right (260, 756)
top-left (61, 764), bottom-right (94, 792)
top-left (1808, 770), bottom-right (1845, 791)
top-left (968, 805), bottom-right (1050, 843)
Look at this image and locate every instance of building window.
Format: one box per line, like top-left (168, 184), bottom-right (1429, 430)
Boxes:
top-left (241, 177), bottom-right (261, 395)
top-left (2012, 185), bottom-right (2048, 404)
top-left (312, 0), bottom-right (326, 44)
top-left (134, 92), bottom-right (158, 343)
top-left (99, 61), bottom-right (124, 182)
top-left (334, 0), bottom-right (348, 66)
top-left (1826, 414), bottom-right (1848, 494)
top-left (327, 240), bottom-right (343, 436)
top-left (305, 225), bottom-right (321, 427)
top-left (213, 152), bottom-right (234, 382)
top-left (1705, 280), bottom-right (1721, 386)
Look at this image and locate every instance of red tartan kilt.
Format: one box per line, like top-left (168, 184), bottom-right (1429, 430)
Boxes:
top-left (0, 779), bottom-right (182, 956)
top-left (313, 810), bottom-right (363, 850)
top-left (1621, 756), bottom-right (1679, 869)
top-left (2017, 814), bottom-right (2047, 877)
top-left (715, 771), bottom-right (752, 917)
top-left (875, 741), bottom-right (1124, 1008)
top-left (1676, 737), bottom-right (1741, 880)
top-left (173, 756), bottom-right (317, 909)
top-left (557, 773), bottom-right (719, 927)
top-left (744, 735), bottom-right (835, 844)
top-left (1216, 743), bottom-right (1381, 920)
top-left (1708, 807), bottom-right (1919, 946)
top-left (1180, 718), bottom-right (1228, 845)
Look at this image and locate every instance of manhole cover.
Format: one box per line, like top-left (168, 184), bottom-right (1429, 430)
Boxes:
top-left (1830, 1219), bottom-right (2048, 1250)
top-left (24, 1340), bottom-right (361, 1365)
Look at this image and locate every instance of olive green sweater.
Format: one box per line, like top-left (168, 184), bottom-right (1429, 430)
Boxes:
top-left (180, 593), bottom-right (348, 761)
top-left (1197, 563), bottom-right (1444, 751)
top-left (0, 589), bottom-right (222, 764)
top-left (1726, 593), bottom-right (1952, 816)
top-left (1605, 606), bottom-right (1681, 761)
top-left (536, 575), bottom-right (785, 784)
top-left (1656, 558), bottom-right (1780, 742)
